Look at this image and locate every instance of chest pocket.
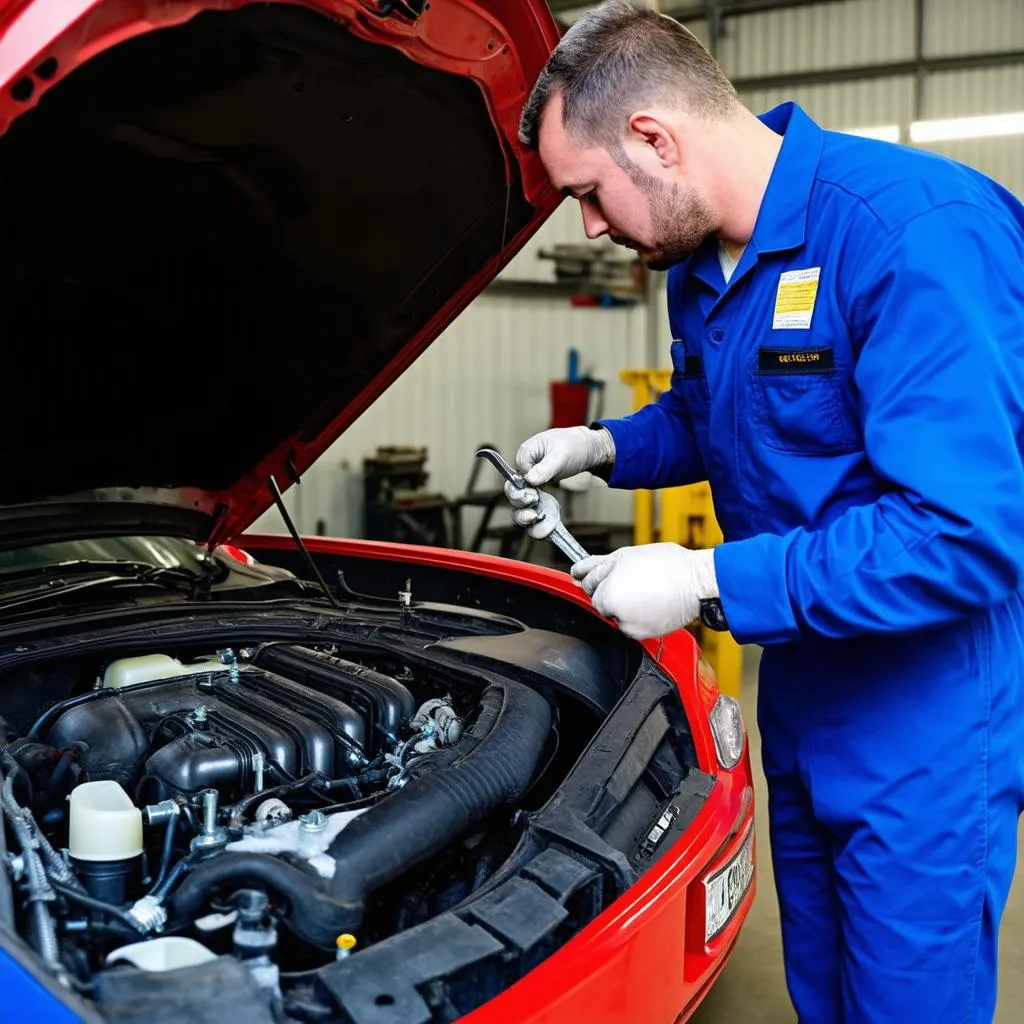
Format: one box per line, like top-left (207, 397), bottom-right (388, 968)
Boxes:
top-left (751, 344), bottom-right (858, 455)
top-left (670, 340), bottom-right (710, 428)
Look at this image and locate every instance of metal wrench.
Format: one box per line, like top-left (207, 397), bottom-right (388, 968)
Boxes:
top-left (475, 447), bottom-right (590, 565)
top-left (475, 448), bottom-right (729, 633)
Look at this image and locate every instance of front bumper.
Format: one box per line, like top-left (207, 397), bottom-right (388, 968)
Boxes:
top-left (465, 761), bottom-right (755, 1024)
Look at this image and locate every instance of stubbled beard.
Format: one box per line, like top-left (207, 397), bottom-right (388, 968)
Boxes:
top-left (611, 152), bottom-right (715, 270)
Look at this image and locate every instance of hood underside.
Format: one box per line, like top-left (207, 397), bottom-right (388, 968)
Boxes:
top-left (0, 0), bottom-right (559, 542)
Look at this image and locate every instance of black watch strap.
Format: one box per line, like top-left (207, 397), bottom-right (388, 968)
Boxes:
top-left (700, 597), bottom-right (729, 632)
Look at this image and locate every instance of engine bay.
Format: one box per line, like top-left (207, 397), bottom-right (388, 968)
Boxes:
top-left (0, 594), bottom-right (709, 1024)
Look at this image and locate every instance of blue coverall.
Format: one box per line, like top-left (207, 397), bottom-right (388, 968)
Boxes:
top-left (596, 102), bottom-right (1024, 1023)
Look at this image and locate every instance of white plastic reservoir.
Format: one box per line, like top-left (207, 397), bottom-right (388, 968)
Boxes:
top-left (67, 780), bottom-right (143, 862)
top-left (101, 653), bottom-right (224, 689)
top-left (106, 937), bottom-right (217, 972)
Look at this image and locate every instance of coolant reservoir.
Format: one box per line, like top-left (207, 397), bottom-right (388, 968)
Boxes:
top-left (101, 653), bottom-right (222, 689)
top-left (106, 937), bottom-right (217, 972)
top-left (68, 780), bottom-right (143, 862)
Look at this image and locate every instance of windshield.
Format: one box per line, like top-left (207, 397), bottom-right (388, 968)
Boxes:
top-left (0, 536), bottom-right (213, 576)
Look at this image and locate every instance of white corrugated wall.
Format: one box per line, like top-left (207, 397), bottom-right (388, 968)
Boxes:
top-left (255, 0), bottom-right (1024, 539)
top-left (715, 0), bottom-right (917, 78)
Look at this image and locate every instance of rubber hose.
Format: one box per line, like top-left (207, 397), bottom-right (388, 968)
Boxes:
top-left (171, 681), bottom-right (550, 948)
top-left (26, 689), bottom-right (117, 742)
top-left (324, 681), bottom-right (551, 931)
top-left (150, 856), bottom-right (192, 903)
top-left (169, 854), bottom-right (352, 948)
top-left (147, 815), bottom-right (178, 896)
top-left (225, 772), bottom-right (322, 829)
top-left (50, 882), bottom-right (148, 938)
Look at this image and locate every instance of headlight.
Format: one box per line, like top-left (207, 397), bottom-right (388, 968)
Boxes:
top-left (709, 694), bottom-right (744, 769)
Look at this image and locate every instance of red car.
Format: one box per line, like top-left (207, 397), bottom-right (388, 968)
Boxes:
top-left (0, 2), bottom-right (754, 1023)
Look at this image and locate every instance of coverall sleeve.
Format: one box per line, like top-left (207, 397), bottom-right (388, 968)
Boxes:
top-left (715, 201), bottom-right (1024, 645)
top-left (595, 381), bottom-right (707, 490)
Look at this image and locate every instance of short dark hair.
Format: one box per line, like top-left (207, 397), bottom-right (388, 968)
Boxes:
top-left (520, 0), bottom-right (736, 152)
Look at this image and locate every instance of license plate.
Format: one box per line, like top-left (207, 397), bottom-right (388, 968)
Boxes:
top-left (703, 827), bottom-right (754, 942)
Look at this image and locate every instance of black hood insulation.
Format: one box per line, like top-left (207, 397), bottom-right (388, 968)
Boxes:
top-left (0, 3), bottom-right (535, 505)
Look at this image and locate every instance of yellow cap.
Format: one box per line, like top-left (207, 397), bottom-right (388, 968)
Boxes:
top-left (336, 934), bottom-right (357, 951)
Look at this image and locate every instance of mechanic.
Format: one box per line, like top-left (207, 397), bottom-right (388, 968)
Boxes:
top-left (506, 1), bottom-right (1024, 1021)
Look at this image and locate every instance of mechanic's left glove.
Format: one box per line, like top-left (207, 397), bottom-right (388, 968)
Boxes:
top-left (503, 483), bottom-right (561, 540)
top-left (571, 543), bottom-right (719, 640)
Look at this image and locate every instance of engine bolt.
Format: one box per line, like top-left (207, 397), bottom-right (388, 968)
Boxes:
top-left (190, 789), bottom-right (228, 857)
top-left (202, 790), bottom-right (218, 833)
top-left (298, 810), bottom-right (327, 833)
top-left (144, 799), bottom-right (181, 827)
top-left (298, 810), bottom-right (328, 858)
top-left (218, 647), bottom-right (240, 684)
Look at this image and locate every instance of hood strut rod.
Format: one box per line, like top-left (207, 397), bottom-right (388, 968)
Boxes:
top-left (268, 474), bottom-right (341, 608)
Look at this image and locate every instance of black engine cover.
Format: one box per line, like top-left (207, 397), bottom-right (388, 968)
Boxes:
top-left (44, 651), bottom-right (409, 802)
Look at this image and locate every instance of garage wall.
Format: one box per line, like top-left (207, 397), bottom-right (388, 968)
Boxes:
top-left (714, 0), bottom-right (1024, 194)
top-left (714, 0), bottom-right (916, 78)
top-left (254, 0), bottom-right (1024, 539)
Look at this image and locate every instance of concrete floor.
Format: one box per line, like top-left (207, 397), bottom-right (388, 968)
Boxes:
top-left (690, 647), bottom-right (1024, 1024)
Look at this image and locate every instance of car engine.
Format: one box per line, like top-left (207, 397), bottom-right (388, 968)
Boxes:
top-left (0, 633), bottom-right (561, 993)
top-left (0, 589), bottom-right (706, 1024)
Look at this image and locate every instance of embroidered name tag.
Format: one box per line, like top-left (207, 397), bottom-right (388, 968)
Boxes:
top-left (758, 347), bottom-right (834, 374)
top-left (772, 267), bottom-right (820, 330)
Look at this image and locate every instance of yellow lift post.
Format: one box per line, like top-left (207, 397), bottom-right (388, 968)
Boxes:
top-left (618, 369), bottom-right (743, 698)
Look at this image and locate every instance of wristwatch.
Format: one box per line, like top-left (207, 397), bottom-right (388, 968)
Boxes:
top-left (699, 597), bottom-right (729, 632)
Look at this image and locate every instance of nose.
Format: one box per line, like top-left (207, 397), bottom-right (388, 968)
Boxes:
top-left (580, 204), bottom-right (608, 240)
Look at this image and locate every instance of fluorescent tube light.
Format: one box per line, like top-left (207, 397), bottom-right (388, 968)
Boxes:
top-left (910, 111), bottom-right (1024, 143)
top-left (838, 124), bottom-right (901, 143)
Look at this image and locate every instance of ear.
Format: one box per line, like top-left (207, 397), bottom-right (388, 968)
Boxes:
top-left (627, 113), bottom-right (679, 169)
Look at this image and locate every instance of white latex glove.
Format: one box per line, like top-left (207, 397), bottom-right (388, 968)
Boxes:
top-left (503, 482), bottom-right (561, 539)
top-left (570, 543), bottom-right (719, 640)
top-left (515, 426), bottom-right (615, 487)
top-left (558, 470), bottom-right (602, 493)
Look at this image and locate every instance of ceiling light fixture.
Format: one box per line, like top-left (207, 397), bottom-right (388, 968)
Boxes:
top-left (838, 124), bottom-right (902, 143)
top-left (909, 111), bottom-right (1024, 143)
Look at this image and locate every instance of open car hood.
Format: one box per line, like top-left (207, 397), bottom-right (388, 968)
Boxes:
top-left (0, 0), bottom-right (561, 546)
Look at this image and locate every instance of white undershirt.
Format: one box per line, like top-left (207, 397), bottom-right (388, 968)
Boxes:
top-left (718, 241), bottom-right (744, 284)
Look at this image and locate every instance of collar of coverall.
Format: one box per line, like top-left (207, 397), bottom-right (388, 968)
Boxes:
top-left (688, 101), bottom-right (824, 290)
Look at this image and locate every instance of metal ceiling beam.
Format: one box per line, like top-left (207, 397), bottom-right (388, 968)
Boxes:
top-left (668, 0), bottom-right (844, 18)
top-left (913, 0), bottom-right (926, 119)
top-left (544, 3), bottom-right (1024, 94)
top-left (732, 47), bottom-right (1024, 93)
top-left (545, 0), bottom-right (842, 16)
